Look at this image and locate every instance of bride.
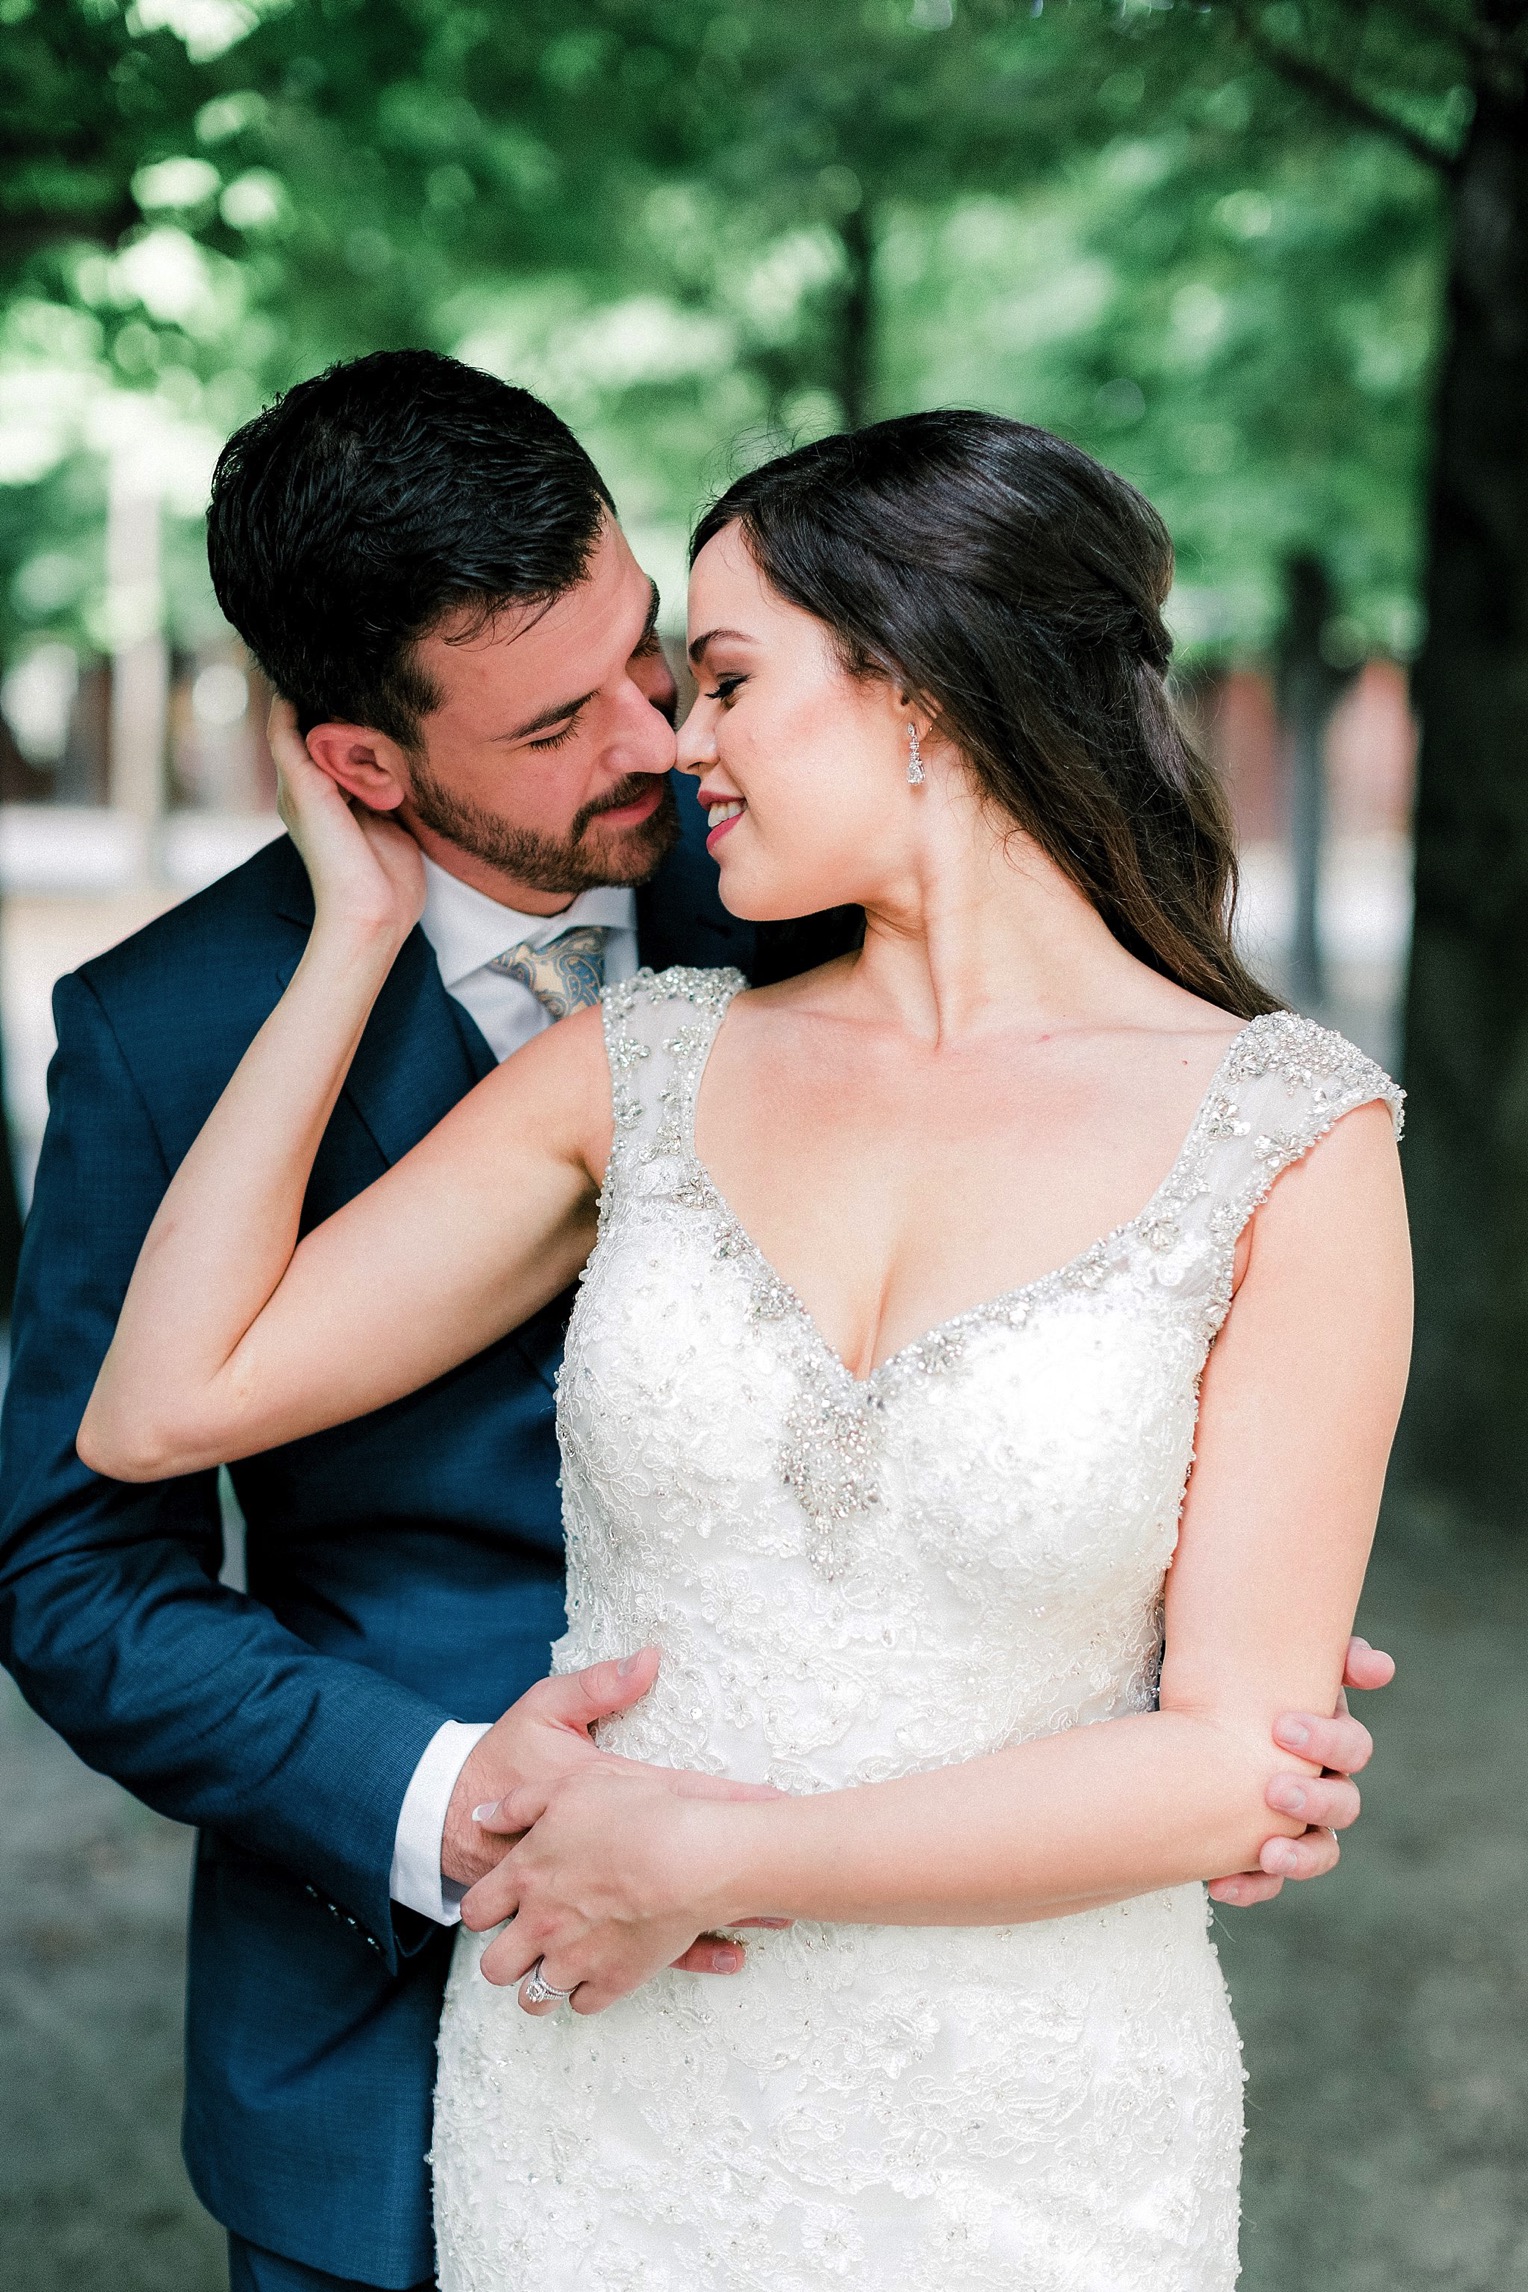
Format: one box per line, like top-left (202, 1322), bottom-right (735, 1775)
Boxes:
top-left (81, 411), bottom-right (1410, 2291)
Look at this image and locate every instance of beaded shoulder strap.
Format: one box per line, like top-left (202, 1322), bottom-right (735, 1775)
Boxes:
top-left (600, 965), bottom-right (747, 1173)
top-left (1179, 1011), bottom-right (1404, 1326)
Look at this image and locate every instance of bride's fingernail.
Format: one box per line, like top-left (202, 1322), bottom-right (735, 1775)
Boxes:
top-left (1274, 1718), bottom-right (1310, 1750)
top-left (617, 1654), bottom-right (640, 1676)
top-left (472, 1802), bottom-right (500, 1824)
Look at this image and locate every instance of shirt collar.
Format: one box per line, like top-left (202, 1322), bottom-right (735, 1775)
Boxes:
top-left (417, 855), bottom-right (636, 990)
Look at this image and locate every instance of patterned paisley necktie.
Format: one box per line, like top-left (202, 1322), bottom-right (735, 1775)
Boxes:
top-left (487, 923), bottom-right (608, 1021)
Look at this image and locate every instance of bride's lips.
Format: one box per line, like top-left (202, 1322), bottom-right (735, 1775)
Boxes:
top-left (702, 793), bottom-right (746, 853)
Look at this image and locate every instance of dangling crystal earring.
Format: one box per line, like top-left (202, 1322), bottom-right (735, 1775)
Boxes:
top-left (906, 722), bottom-right (925, 784)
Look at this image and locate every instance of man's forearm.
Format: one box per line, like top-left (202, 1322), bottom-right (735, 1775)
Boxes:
top-left (0, 1495), bottom-right (450, 1947)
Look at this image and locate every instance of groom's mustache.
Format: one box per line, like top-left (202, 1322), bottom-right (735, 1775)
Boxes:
top-left (573, 774), bottom-right (676, 840)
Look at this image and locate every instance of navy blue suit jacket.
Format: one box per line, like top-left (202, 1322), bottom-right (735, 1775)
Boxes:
top-left (0, 792), bottom-right (855, 2287)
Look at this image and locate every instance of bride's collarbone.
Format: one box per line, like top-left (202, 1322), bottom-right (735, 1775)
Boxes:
top-left (689, 1051), bottom-right (1242, 1377)
top-left (689, 1156), bottom-right (1135, 1377)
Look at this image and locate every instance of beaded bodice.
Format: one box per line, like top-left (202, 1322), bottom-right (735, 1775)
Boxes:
top-left (552, 967), bottom-right (1403, 1792)
top-left (434, 969), bottom-right (1401, 2292)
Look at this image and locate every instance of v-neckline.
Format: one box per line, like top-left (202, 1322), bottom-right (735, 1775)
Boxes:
top-left (684, 999), bottom-right (1263, 1390)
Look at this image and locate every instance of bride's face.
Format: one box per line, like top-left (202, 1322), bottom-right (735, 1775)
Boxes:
top-left (678, 521), bottom-right (918, 920)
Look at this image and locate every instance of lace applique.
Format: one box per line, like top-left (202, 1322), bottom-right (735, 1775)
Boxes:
top-left (434, 973), bottom-right (1400, 2292)
top-left (597, 986), bottom-right (1401, 1579)
top-left (602, 964), bottom-right (743, 1147)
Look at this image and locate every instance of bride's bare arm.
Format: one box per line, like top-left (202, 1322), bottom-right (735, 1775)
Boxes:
top-left (78, 717), bottom-right (609, 1483)
top-left (464, 1096), bottom-right (1411, 2012)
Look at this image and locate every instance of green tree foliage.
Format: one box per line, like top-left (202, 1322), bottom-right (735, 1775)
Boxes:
top-left (6, 0), bottom-right (1525, 1516)
top-left (0, 0), bottom-right (1441, 658)
top-left (1231, 0), bottom-right (1528, 1536)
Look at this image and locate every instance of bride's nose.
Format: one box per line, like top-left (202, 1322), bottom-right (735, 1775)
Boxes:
top-left (675, 700), bottom-right (714, 778)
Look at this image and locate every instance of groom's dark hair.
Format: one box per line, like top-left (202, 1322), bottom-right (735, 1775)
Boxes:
top-left (207, 350), bottom-right (614, 749)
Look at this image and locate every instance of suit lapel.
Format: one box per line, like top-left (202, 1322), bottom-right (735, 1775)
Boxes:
top-left (272, 856), bottom-right (488, 1167)
top-left (344, 929), bottom-right (488, 1166)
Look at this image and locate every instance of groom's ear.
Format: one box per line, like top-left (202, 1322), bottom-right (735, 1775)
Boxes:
top-left (304, 720), bottom-right (411, 813)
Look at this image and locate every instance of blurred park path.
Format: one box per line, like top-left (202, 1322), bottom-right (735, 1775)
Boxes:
top-left (1234, 1525), bottom-right (1528, 2291)
top-left (2, 1522), bottom-right (1526, 2291)
top-left (0, 1672), bottom-right (222, 2292)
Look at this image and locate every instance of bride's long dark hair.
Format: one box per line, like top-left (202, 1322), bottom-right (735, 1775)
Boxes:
top-left (691, 410), bottom-right (1279, 1021)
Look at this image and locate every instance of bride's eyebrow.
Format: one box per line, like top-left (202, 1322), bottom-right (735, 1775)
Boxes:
top-left (687, 627), bottom-right (757, 666)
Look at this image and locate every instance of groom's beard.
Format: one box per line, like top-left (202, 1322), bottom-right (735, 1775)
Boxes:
top-left (406, 766), bottom-right (680, 895)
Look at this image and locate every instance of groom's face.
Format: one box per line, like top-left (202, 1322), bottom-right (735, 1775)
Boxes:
top-left (307, 517), bottom-right (682, 912)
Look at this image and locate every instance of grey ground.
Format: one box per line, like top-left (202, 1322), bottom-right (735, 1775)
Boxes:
top-left (1, 1523), bottom-right (1524, 2292)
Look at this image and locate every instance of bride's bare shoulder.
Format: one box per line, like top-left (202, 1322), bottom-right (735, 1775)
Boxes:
top-left (463, 1003), bottom-right (614, 1175)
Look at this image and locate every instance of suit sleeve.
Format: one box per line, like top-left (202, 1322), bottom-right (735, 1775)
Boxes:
top-left (0, 971), bottom-right (450, 1958)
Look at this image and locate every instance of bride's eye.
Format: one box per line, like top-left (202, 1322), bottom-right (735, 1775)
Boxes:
top-left (704, 674), bottom-right (746, 703)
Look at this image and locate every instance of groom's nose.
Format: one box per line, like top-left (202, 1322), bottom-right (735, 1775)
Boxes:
top-left (613, 672), bottom-right (680, 777)
top-left (630, 636), bottom-right (680, 730)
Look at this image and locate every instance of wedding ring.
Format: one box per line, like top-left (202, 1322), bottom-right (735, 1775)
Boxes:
top-left (520, 1958), bottom-right (575, 2008)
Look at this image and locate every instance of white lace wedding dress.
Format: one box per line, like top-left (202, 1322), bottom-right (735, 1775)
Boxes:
top-left (433, 968), bottom-right (1402, 2292)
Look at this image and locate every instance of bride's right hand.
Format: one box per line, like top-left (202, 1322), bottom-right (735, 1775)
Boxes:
top-left (268, 698), bottom-right (424, 944)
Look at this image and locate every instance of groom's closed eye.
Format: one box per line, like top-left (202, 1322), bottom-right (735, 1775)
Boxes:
top-left (525, 710), bottom-right (587, 753)
top-left (501, 694), bottom-right (596, 750)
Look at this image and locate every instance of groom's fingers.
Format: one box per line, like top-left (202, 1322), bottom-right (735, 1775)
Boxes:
top-left (1208, 1871), bottom-right (1285, 1905)
top-left (1271, 1708), bottom-right (1374, 1775)
top-left (520, 1649), bottom-right (661, 1738)
top-left (1265, 1773), bottom-right (1361, 1830)
top-left (473, 1781), bottom-right (551, 1835)
top-left (1258, 1827), bottom-right (1340, 1881)
top-left (1341, 1634), bottom-right (1396, 1693)
top-left (670, 1934), bottom-right (747, 1975)
top-left (1209, 1820), bottom-right (1342, 1902)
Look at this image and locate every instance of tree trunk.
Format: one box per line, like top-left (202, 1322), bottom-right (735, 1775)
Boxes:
top-left (1396, 78), bottom-right (1528, 1533)
top-left (1276, 553), bottom-right (1348, 1014)
top-left (837, 200), bottom-right (875, 429)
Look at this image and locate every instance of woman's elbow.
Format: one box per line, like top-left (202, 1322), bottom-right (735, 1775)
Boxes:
top-left (77, 1395), bottom-right (201, 1483)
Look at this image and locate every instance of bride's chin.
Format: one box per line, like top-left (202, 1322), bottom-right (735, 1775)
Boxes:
top-left (718, 875), bottom-right (848, 924)
top-left (714, 835), bottom-right (861, 924)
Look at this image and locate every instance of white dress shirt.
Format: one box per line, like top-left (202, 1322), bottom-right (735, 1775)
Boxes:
top-left (389, 856), bottom-right (639, 1924)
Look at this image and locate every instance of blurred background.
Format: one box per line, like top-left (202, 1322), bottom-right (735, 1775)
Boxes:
top-left (2, 2), bottom-right (1526, 2286)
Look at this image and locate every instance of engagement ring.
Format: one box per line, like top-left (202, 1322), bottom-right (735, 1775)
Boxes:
top-left (520, 1959), bottom-right (575, 2009)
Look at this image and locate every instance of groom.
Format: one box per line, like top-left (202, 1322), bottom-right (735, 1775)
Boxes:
top-left (0, 351), bottom-right (1385, 2292)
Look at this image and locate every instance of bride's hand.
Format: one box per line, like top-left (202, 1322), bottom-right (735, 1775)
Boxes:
top-left (462, 1763), bottom-right (766, 2015)
top-left (268, 698), bottom-right (424, 943)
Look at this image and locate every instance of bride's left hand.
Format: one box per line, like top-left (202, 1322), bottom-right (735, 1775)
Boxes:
top-left (462, 1764), bottom-right (768, 2014)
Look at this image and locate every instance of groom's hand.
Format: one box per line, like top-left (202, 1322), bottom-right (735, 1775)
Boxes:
top-left (442, 1648), bottom-right (784, 1977)
top-left (1209, 1632), bottom-right (1395, 1907)
top-left (443, 1649), bottom-right (669, 1889)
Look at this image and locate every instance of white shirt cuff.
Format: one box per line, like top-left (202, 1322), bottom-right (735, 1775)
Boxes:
top-left (389, 1719), bottom-right (493, 1925)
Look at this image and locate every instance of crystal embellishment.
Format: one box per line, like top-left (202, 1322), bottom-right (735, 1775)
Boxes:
top-left (432, 970), bottom-right (1404, 2292)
